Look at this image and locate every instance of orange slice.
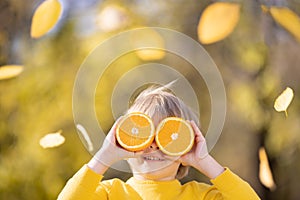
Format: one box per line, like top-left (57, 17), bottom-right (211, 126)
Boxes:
top-left (116, 113), bottom-right (155, 151)
top-left (155, 117), bottom-right (194, 156)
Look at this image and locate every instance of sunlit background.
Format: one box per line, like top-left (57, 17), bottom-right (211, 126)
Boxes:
top-left (1, 0), bottom-right (300, 199)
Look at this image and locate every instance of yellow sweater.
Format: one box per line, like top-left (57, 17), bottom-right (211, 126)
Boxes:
top-left (58, 165), bottom-right (260, 200)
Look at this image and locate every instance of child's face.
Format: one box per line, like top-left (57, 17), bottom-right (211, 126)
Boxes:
top-left (127, 115), bottom-right (181, 181)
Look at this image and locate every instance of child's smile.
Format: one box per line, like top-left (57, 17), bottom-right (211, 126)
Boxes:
top-left (143, 155), bottom-right (165, 161)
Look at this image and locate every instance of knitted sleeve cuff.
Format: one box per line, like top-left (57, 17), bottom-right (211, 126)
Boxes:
top-left (210, 167), bottom-right (243, 192)
top-left (72, 164), bottom-right (103, 189)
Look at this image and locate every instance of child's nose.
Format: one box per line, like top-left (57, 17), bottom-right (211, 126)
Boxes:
top-left (146, 142), bottom-right (159, 151)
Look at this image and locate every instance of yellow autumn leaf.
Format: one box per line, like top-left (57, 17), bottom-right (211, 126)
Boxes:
top-left (39, 130), bottom-right (65, 148)
top-left (261, 5), bottom-right (269, 13)
top-left (76, 124), bottom-right (94, 152)
top-left (270, 7), bottom-right (300, 41)
top-left (274, 87), bottom-right (294, 116)
top-left (31, 0), bottom-right (62, 38)
top-left (0, 65), bottom-right (24, 80)
top-left (131, 29), bottom-right (165, 61)
top-left (197, 2), bottom-right (241, 44)
top-left (259, 147), bottom-right (276, 191)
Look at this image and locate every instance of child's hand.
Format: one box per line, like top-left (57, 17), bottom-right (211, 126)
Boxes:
top-left (88, 117), bottom-right (142, 174)
top-left (179, 120), bottom-right (225, 179)
top-left (179, 120), bottom-right (209, 167)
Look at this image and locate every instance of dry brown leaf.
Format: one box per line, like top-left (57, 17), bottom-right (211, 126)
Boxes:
top-left (270, 7), bottom-right (300, 41)
top-left (197, 2), bottom-right (241, 44)
top-left (274, 87), bottom-right (294, 116)
top-left (39, 130), bottom-right (65, 148)
top-left (31, 0), bottom-right (62, 38)
top-left (259, 147), bottom-right (276, 191)
top-left (0, 65), bottom-right (24, 80)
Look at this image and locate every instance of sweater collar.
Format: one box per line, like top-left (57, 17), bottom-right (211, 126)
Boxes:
top-left (126, 177), bottom-right (181, 187)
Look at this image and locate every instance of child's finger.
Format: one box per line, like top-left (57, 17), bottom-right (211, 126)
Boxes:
top-left (195, 136), bottom-right (201, 143)
top-left (104, 116), bottom-right (125, 146)
top-left (190, 120), bottom-right (205, 141)
top-left (112, 116), bottom-right (124, 132)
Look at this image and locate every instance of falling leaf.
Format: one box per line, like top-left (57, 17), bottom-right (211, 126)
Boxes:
top-left (131, 29), bottom-right (165, 61)
top-left (0, 65), bottom-right (24, 80)
top-left (39, 130), bottom-right (65, 148)
top-left (197, 2), bottom-right (241, 44)
top-left (76, 124), bottom-right (94, 152)
top-left (259, 147), bottom-right (276, 191)
top-left (274, 87), bottom-right (294, 116)
top-left (31, 0), bottom-right (62, 38)
top-left (270, 7), bottom-right (300, 41)
top-left (261, 5), bottom-right (269, 13)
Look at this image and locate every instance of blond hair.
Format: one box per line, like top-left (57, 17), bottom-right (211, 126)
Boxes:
top-left (126, 83), bottom-right (199, 179)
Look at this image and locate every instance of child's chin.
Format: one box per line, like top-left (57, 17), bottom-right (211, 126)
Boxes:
top-left (139, 169), bottom-right (165, 177)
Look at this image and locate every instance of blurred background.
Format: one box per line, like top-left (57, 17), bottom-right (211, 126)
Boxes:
top-left (1, 0), bottom-right (300, 199)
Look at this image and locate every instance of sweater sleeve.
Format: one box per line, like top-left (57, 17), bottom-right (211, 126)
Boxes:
top-left (210, 168), bottom-right (261, 200)
top-left (57, 165), bottom-right (107, 200)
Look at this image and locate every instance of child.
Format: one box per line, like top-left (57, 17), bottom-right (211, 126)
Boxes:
top-left (58, 85), bottom-right (261, 199)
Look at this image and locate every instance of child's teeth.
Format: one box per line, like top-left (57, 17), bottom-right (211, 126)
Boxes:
top-left (144, 156), bottom-right (164, 161)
